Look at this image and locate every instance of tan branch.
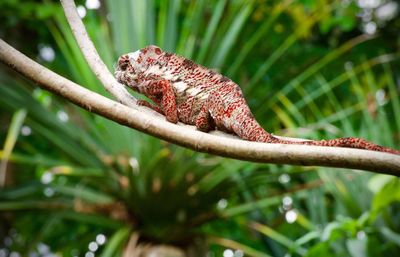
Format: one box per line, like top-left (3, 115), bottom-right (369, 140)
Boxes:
top-left (1, 39), bottom-right (399, 175)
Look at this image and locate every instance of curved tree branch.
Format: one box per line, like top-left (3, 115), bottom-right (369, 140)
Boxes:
top-left (1, 39), bottom-right (399, 175)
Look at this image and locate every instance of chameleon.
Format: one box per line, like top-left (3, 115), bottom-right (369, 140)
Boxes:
top-left (115, 45), bottom-right (400, 155)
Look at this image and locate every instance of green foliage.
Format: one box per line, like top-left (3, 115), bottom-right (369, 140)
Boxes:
top-left (1, 0), bottom-right (400, 256)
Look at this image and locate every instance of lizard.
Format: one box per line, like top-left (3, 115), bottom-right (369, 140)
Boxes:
top-left (115, 45), bottom-right (400, 155)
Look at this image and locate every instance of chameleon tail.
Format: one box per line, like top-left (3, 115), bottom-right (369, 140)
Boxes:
top-left (230, 111), bottom-right (280, 143)
top-left (230, 111), bottom-right (400, 155)
top-left (298, 137), bottom-right (400, 155)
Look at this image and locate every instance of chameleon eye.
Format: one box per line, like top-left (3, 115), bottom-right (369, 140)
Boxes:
top-left (118, 55), bottom-right (130, 71)
top-left (154, 47), bottom-right (162, 55)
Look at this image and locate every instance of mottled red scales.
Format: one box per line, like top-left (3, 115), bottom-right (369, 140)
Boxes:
top-left (115, 45), bottom-right (400, 155)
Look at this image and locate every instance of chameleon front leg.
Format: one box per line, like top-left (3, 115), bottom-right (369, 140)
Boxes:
top-left (137, 79), bottom-right (178, 123)
top-left (137, 100), bottom-right (164, 115)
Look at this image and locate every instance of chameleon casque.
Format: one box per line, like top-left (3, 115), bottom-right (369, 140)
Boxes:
top-left (115, 45), bottom-right (400, 155)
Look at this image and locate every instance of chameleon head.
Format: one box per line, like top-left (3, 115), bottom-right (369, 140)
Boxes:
top-left (114, 50), bottom-right (142, 89)
top-left (115, 45), bottom-right (163, 87)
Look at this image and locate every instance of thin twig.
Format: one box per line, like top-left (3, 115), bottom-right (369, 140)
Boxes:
top-left (60, 0), bottom-right (137, 108)
top-left (1, 39), bottom-right (399, 175)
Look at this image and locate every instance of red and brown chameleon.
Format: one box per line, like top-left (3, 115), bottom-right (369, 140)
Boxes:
top-left (115, 45), bottom-right (400, 155)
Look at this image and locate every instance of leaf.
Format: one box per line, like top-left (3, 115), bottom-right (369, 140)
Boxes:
top-left (209, 3), bottom-right (253, 68)
top-left (321, 222), bottom-right (342, 241)
top-left (0, 109), bottom-right (27, 186)
top-left (346, 238), bottom-right (367, 257)
top-left (100, 228), bottom-right (130, 257)
top-left (371, 178), bottom-right (400, 212)
top-left (196, 0), bottom-right (226, 63)
top-left (208, 236), bottom-right (272, 257)
top-left (54, 185), bottom-right (115, 204)
top-left (0, 200), bottom-right (70, 210)
top-left (223, 191), bottom-right (309, 217)
top-left (368, 174), bottom-right (393, 193)
top-left (250, 221), bottom-right (307, 255)
top-left (379, 227), bottom-right (400, 247)
top-left (305, 242), bottom-right (335, 257)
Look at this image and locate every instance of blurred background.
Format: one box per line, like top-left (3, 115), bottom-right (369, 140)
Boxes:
top-left (1, 0), bottom-right (400, 256)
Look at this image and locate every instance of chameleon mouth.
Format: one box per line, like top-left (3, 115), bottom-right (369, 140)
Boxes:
top-left (114, 70), bottom-right (122, 83)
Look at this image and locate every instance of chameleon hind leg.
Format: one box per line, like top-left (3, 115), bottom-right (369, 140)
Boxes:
top-left (195, 89), bottom-right (234, 133)
top-left (195, 104), bottom-right (215, 132)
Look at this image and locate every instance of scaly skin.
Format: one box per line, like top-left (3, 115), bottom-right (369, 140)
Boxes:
top-left (115, 45), bottom-right (400, 155)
